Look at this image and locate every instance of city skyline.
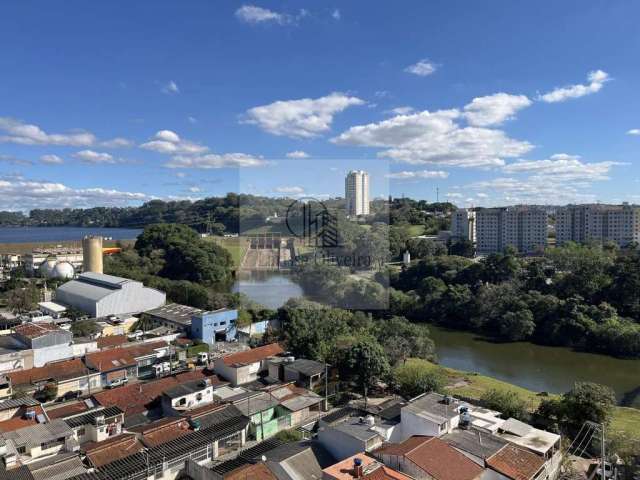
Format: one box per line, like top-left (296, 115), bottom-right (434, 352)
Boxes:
top-left (1, 2), bottom-right (640, 211)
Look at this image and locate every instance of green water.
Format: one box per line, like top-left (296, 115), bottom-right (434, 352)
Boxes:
top-left (429, 325), bottom-right (640, 408)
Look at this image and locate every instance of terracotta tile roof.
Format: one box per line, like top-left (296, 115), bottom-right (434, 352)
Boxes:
top-left (138, 417), bottom-right (193, 447)
top-left (14, 322), bottom-right (63, 339)
top-left (83, 433), bottom-right (145, 468)
top-left (97, 335), bottom-right (129, 349)
top-left (364, 466), bottom-right (413, 480)
top-left (378, 436), bottom-right (483, 480)
top-left (487, 445), bottom-right (546, 480)
top-left (85, 341), bottom-right (167, 372)
top-left (0, 404), bottom-right (45, 433)
top-left (8, 358), bottom-right (89, 387)
top-left (45, 402), bottom-right (90, 420)
top-left (221, 343), bottom-right (283, 367)
top-left (226, 462), bottom-right (278, 480)
top-left (324, 454), bottom-right (412, 480)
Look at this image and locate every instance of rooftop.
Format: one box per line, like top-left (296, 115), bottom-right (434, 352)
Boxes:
top-left (487, 444), bottom-right (546, 480)
top-left (0, 404), bottom-right (46, 433)
top-left (145, 303), bottom-right (202, 325)
top-left (84, 341), bottom-right (167, 372)
top-left (64, 406), bottom-right (123, 428)
top-left (497, 418), bottom-right (561, 455)
top-left (96, 335), bottom-right (128, 349)
top-left (163, 378), bottom-right (213, 399)
top-left (324, 453), bottom-right (412, 480)
top-left (328, 415), bottom-right (388, 443)
top-left (442, 429), bottom-right (508, 460)
top-left (83, 433), bottom-right (144, 468)
top-left (225, 463), bottom-right (278, 480)
top-left (13, 322), bottom-right (64, 340)
top-left (402, 393), bottom-right (463, 425)
top-left (284, 358), bottom-right (325, 377)
top-left (233, 391), bottom-right (280, 416)
top-left (221, 343), bottom-right (284, 367)
top-left (2, 419), bottom-right (73, 449)
top-left (45, 402), bottom-right (91, 420)
top-left (268, 384), bottom-right (323, 412)
top-left (28, 452), bottom-right (88, 480)
top-left (136, 417), bottom-right (192, 447)
top-left (8, 358), bottom-right (89, 386)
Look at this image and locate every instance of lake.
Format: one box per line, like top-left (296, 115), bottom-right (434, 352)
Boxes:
top-left (429, 325), bottom-right (640, 407)
top-left (234, 271), bottom-right (640, 407)
top-left (0, 226), bottom-right (142, 244)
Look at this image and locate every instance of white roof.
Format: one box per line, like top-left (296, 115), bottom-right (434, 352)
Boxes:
top-left (38, 301), bottom-right (67, 313)
top-left (498, 417), bottom-right (561, 455)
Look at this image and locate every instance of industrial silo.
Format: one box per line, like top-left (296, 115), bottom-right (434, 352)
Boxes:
top-left (82, 236), bottom-right (103, 274)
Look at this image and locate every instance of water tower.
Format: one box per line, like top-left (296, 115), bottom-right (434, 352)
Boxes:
top-left (82, 236), bottom-right (103, 274)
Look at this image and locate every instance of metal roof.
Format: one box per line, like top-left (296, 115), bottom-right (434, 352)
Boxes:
top-left (65, 406), bottom-right (123, 428)
top-left (0, 397), bottom-right (39, 411)
top-left (284, 359), bottom-right (325, 377)
top-left (28, 453), bottom-right (88, 480)
top-left (163, 379), bottom-right (210, 399)
top-left (2, 419), bottom-right (73, 449)
top-left (145, 303), bottom-right (202, 325)
top-left (442, 429), bottom-right (508, 460)
top-left (211, 438), bottom-right (284, 475)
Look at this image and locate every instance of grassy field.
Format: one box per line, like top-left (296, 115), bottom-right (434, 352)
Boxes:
top-left (204, 236), bottom-right (249, 268)
top-left (407, 359), bottom-right (640, 440)
top-left (405, 224), bottom-right (425, 236)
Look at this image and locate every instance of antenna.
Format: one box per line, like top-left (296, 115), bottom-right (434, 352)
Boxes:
top-left (436, 187), bottom-right (439, 203)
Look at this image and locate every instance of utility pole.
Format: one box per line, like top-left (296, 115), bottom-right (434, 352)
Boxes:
top-left (436, 187), bottom-right (439, 203)
top-left (601, 423), bottom-right (606, 480)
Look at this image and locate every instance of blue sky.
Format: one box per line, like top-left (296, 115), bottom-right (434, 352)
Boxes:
top-left (0, 1), bottom-right (639, 211)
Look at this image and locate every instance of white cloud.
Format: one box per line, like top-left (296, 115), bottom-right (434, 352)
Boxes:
top-left (386, 106), bottom-right (414, 116)
top-left (235, 5), bottom-right (291, 24)
top-left (245, 92), bottom-right (365, 138)
top-left (73, 150), bottom-right (116, 164)
top-left (40, 154), bottom-right (64, 165)
top-left (0, 178), bottom-right (148, 211)
top-left (101, 137), bottom-right (133, 148)
top-left (332, 108), bottom-right (532, 168)
top-left (162, 81), bottom-right (180, 94)
top-left (446, 192), bottom-right (463, 198)
top-left (627, 129), bottom-right (640, 136)
top-left (404, 59), bottom-right (437, 77)
top-left (468, 176), bottom-right (598, 204)
top-left (275, 186), bottom-right (304, 194)
top-left (164, 153), bottom-right (267, 169)
top-left (140, 130), bottom-right (208, 155)
top-left (332, 9), bottom-right (341, 20)
top-left (463, 93), bottom-right (532, 126)
top-left (188, 116), bottom-right (198, 124)
top-left (0, 117), bottom-right (95, 146)
top-left (476, 192), bottom-right (488, 198)
top-left (285, 150), bottom-right (309, 158)
top-left (0, 154), bottom-right (32, 166)
top-left (502, 153), bottom-right (622, 182)
top-left (386, 170), bottom-right (449, 180)
top-left (539, 70), bottom-right (610, 103)
top-left (188, 186), bottom-right (202, 193)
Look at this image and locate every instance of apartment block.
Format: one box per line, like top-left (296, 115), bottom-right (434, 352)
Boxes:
top-left (556, 203), bottom-right (640, 247)
top-left (450, 208), bottom-right (476, 242)
top-left (345, 170), bottom-right (370, 216)
top-left (475, 206), bottom-right (547, 255)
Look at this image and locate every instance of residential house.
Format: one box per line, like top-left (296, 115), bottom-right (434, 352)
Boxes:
top-left (160, 377), bottom-right (216, 415)
top-left (373, 435), bottom-right (485, 480)
top-left (0, 419), bottom-right (76, 466)
top-left (261, 440), bottom-right (335, 480)
top-left (442, 428), bottom-right (508, 466)
top-left (64, 406), bottom-right (124, 445)
top-left (215, 343), bottom-right (284, 386)
top-left (400, 393), bottom-right (462, 439)
top-left (0, 397), bottom-right (46, 434)
top-left (267, 383), bottom-right (324, 427)
top-left (268, 358), bottom-right (326, 390)
top-left (12, 323), bottom-right (74, 368)
top-left (323, 452), bottom-right (413, 480)
top-left (230, 390), bottom-right (286, 441)
top-left (82, 433), bottom-right (145, 468)
top-left (7, 358), bottom-right (100, 399)
top-left (318, 411), bottom-right (390, 461)
top-left (486, 444), bottom-right (547, 480)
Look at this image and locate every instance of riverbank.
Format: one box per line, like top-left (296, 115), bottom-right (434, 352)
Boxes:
top-left (413, 359), bottom-right (640, 440)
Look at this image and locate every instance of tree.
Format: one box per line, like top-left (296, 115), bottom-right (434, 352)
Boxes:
top-left (496, 310), bottom-right (536, 341)
top-left (70, 320), bottom-right (100, 338)
top-left (481, 389), bottom-right (529, 421)
top-left (7, 285), bottom-right (39, 313)
top-left (37, 382), bottom-right (58, 402)
top-left (394, 359), bottom-right (445, 399)
top-left (342, 337), bottom-right (390, 402)
top-left (375, 317), bottom-right (436, 366)
top-left (449, 239), bottom-right (475, 258)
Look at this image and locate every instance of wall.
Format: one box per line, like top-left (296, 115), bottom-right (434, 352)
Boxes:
top-left (191, 310), bottom-right (238, 345)
top-left (214, 360), bottom-right (254, 386)
top-left (317, 424), bottom-right (366, 461)
top-left (400, 409), bottom-right (442, 440)
top-left (32, 344), bottom-right (74, 368)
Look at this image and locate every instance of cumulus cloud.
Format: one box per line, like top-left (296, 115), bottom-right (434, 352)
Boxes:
top-left (463, 93), bottom-right (532, 126)
top-left (40, 154), bottom-right (64, 165)
top-left (275, 186), bottom-right (304, 194)
top-left (386, 106), bottom-right (414, 116)
top-left (0, 177), bottom-right (148, 211)
top-left (627, 129), bottom-right (640, 136)
top-left (245, 92), bottom-right (365, 138)
top-left (140, 130), bottom-right (208, 155)
top-left (101, 137), bottom-right (133, 148)
top-left (0, 154), bottom-right (32, 166)
top-left (0, 117), bottom-right (95, 146)
top-left (446, 192), bottom-right (463, 198)
top-left (162, 80), bottom-right (180, 94)
top-left (539, 70), bottom-right (610, 103)
top-left (404, 59), bottom-right (437, 77)
top-left (386, 170), bottom-right (449, 180)
top-left (164, 153), bottom-right (267, 169)
top-left (502, 153), bottom-right (623, 182)
top-left (286, 150), bottom-right (310, 158)
top-left (235, 5), bottom-right (291, 24)
top-left (332, 108), bottom-right (532, 168)
top-left (188, 186), bottom-right (202, 193)
top-left (73, 150), bottom-right (116, 164)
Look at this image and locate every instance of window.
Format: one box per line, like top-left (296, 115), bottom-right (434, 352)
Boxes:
top-left (178, 397), bottom-right (186, 406)
top-left (17, 446), bottom-right (26, 454)
top-left (77, 428), bottom-right (86, 436)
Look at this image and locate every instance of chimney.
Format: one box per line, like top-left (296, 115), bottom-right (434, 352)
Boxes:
top-left (353, 457), bottom-right (363, 478)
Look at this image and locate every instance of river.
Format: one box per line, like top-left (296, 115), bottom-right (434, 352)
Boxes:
top-left (232, 272), bottom-right (640, 407)
top-left (0, 226), bottom-right (142, 244)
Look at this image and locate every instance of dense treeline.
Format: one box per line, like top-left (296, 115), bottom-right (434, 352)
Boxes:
top-left (0, 194), bottom-right (454, 235)
top-left (389, 242), bottom-right (640, 358)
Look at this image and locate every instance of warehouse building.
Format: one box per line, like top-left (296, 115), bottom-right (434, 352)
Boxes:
top-left (55, 272), bottom-right (166, 318)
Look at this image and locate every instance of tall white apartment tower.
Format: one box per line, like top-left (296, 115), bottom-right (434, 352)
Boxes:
top-left (556, 203), bottom-right (640, 247)
top-left (345, 170), bottom-right (370, 216)
top-left (450, 209), bottom-right (476, 242)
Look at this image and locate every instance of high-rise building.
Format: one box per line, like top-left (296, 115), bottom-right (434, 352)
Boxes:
top-left (345, 170), bottom-right (370, 216)
top-left (556, 203), bottom-right (640, 247)
top-left (475, 206), bottom-right (547, 255)
top-left (450, 208), bottom-right (476, 242)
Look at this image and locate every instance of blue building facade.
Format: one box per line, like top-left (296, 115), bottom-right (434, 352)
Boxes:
top-left (190, 309), bottom-right (238, 345)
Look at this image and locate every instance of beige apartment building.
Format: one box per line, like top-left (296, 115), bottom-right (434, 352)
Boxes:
top-left (475, 206), bottom-right (547, 255)
top-left (345, 170), bottom-right (370, 216)
top-left (556, 203), bottom-right (640, 247)
top-left (450, 208), bottom-right (476, 242)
